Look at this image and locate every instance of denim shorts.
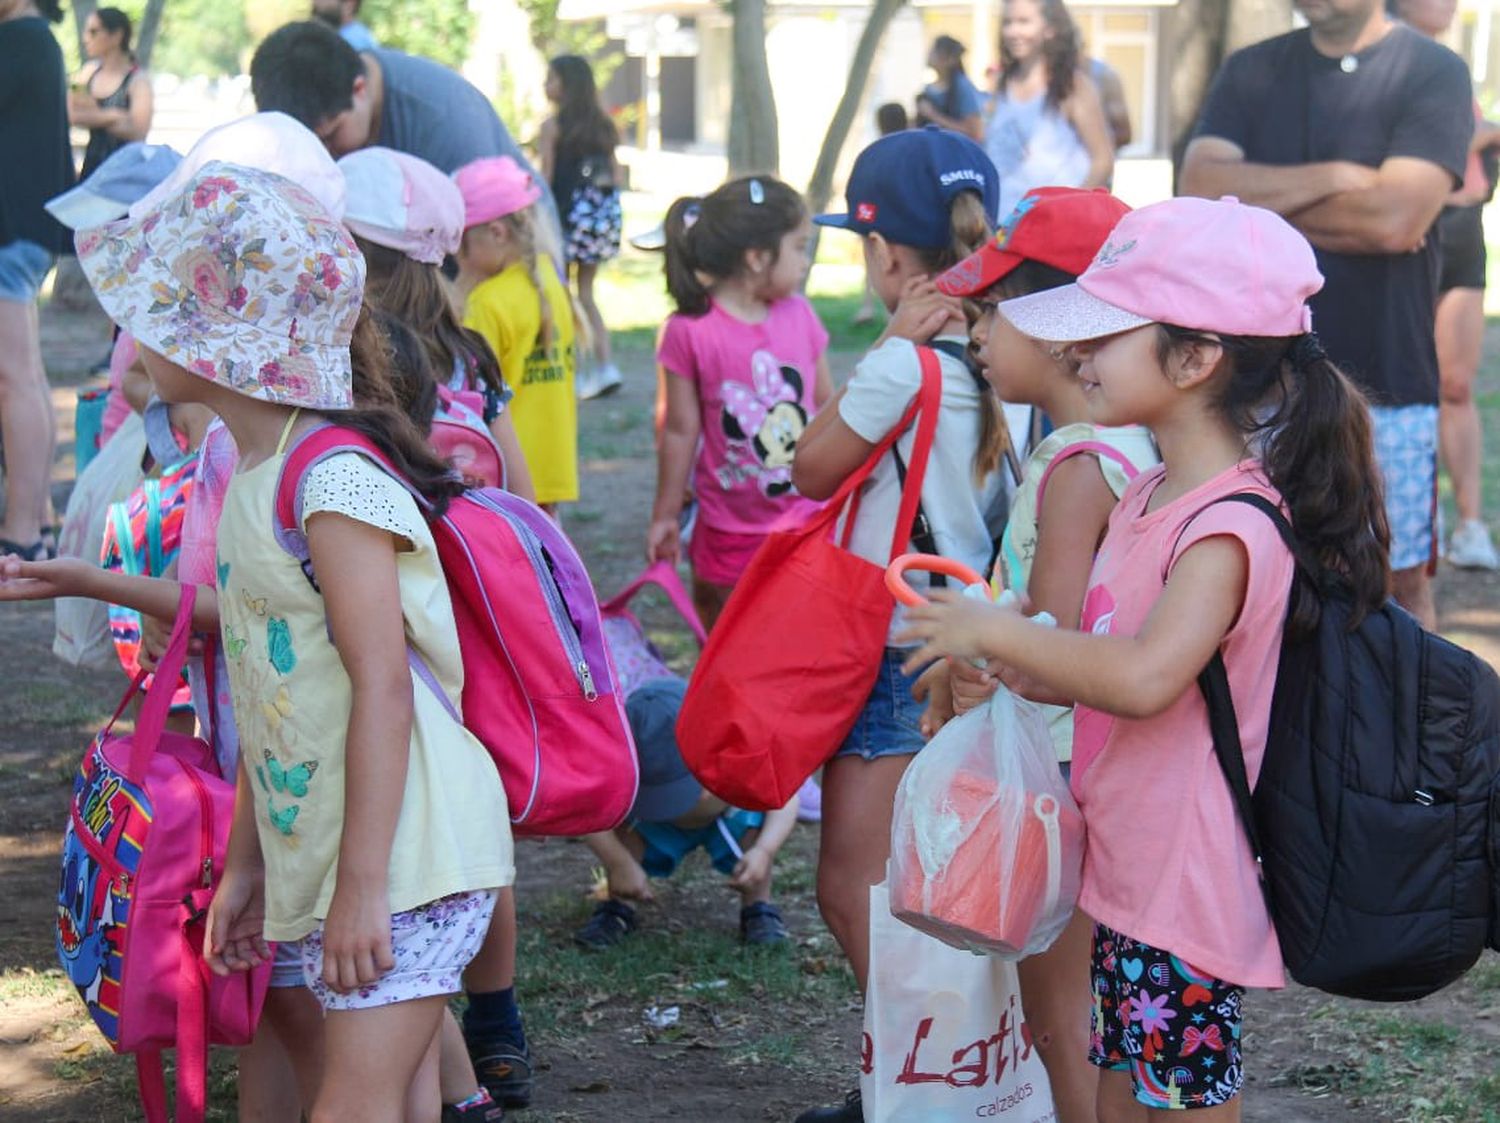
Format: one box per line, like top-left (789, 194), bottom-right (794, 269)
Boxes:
top-left (835, 647), bottom-right (928, 761)
top-left (1369, 403), bottom-right (1438, 572)
top-left (0, 240), bottom-right (54, 303)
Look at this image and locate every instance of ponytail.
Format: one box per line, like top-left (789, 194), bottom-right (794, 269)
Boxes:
top-left (1158, 326), bottom-right (1391, 630)
top-left (332, 305), bottom-right (466, 515)
top-left (663, 176), bottom-right (808, 317)
top-left (502, 208), bottom-right (555, 347)
top-left (914, 190), bottom-right (1000, 483)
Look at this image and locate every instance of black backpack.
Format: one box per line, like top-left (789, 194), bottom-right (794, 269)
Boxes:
top-left (1196, 493), bottom-right (1500, 1002)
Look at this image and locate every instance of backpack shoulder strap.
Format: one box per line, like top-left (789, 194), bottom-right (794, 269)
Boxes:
top-left (1197, 653), bottom-right (1269, 888)
top-left (1033, 438), bottom-right (1144, 515)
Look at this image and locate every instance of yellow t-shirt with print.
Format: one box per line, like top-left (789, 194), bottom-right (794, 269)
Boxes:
top-left (215, 449), bottom-right (514, 942)
top-left (463, 255), bottom-right (578, 504)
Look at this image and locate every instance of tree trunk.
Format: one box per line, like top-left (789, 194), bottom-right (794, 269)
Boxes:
top-left (804, 0), bottom-right (909, 218)
top-left (727, 0), bottom-right (779, 175)
top-left (1166, 0), bottom-right (1294, 180)
top-left (135, 0), bottom-right (168, 70)
top-left (69, 0), bottom-right (96, 59)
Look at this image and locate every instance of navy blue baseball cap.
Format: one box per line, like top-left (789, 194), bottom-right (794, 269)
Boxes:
top-left (625, 677), bottom-right (703, 823)
top-left (46, 143), bottom-right (182, 231)
top-left (814, 126), bottom-right (1000, 249)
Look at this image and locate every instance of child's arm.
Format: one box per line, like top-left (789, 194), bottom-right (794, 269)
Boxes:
top-left (0, 556), bottom-right (220, 631)
top-left (898, 535), bottom-right (1249, 720)
top-left (205, 758), bottom-right (270, 976)
top-left (728, 797), bottom-right (799, 893)
top-left (306, 512), bottom-right (414, 993)
top-left (582, 830), bottom-right (655, 902)
top-left (646, 366), bottom-right (702, 563)
top-left (487, 411), bottom-right (537, 504)
top-left (789, 395), bottom-right (873, 500)
top-left (812, 353), bottom-right (834, 409)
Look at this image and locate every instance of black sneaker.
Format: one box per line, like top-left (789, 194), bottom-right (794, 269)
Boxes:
top-left (441, 1088), bottom-right (505, 1121)
top-left (573, 898), bottom-right (636, 951)
top-left (794, 1088), bottom-right (862, 1122)
top-left (467, 1039), bottom-right (533, 1111)
top-left (740, 901), bottom-right (789, 946)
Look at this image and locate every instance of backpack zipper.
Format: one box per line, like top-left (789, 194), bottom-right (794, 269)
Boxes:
top-left (178, 760), bottom-right (215, 888)
top-left (471, 493), bottom-right (599, 700)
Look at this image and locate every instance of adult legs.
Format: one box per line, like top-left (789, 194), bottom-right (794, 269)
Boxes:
top-left (1436, 286), bottom-right (1486, 526)
top-left (0, 297), bottom-right (57, 548)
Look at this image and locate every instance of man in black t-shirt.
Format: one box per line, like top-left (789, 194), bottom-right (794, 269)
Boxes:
top-left (1181, 0), bottom-right (1472, 629)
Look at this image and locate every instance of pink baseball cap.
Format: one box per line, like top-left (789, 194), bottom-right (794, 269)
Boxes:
top-left (999, 196), bottom-right (1324, 343)
top-left (339, 148), bottom-right (464, 265)
top-left (453, 156), bottom-right (543, 228)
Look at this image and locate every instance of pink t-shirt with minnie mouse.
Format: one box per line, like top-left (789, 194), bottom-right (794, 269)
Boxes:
top-left (657, 294), bottom-right (828, 536)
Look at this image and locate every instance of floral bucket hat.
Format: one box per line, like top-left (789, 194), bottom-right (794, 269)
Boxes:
top-left (77, 161), bottom-right (364, 411)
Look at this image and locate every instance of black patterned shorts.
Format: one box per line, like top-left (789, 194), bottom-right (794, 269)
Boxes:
top-left (1089, 923), bottom-right (1245, 1109)
top-left (564, 185), bottom-right (622, 265)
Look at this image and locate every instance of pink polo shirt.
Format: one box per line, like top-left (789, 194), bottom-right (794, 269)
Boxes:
top-left (1071, 461), bottom-right (1294, 989)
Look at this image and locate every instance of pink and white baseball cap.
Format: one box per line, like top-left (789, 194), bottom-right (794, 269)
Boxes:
top-left (453, 156), bottom-right (542, 228)
top-left (339, 148), bottom-right (464, 265)
top-left (999, 195), bottom-right (1324, 343)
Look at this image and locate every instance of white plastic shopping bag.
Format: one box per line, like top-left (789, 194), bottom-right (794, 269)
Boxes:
top-left (888, 684), bottom-right (1084, 958)
top-left (861, 881), bottom-right (1056, 1122)
top-left (53, 412), bottom-right (147, 669)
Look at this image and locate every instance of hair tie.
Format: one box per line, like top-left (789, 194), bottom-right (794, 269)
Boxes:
top-left (1291, 332), bottom-right (1327, 367)
top-left (682, 201), bottom-right (702, 231)
top-left (749, 179), bottom-right (765, 205)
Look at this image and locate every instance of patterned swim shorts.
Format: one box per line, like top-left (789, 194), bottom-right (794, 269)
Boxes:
top-left (1369, 403), bottom-right (1438, 572)
top-left (1089, 923), bottom-right (1245, 1109)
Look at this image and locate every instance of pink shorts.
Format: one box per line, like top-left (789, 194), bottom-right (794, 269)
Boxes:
top-left (688, 523), bottom-right (766, 587)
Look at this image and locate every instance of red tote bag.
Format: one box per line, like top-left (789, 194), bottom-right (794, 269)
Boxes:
top-left (676, 348), bottom-right (943, 810)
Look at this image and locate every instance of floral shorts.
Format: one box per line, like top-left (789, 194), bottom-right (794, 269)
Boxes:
top-left (301, 889), bottom-right (497, 1011)
top-left (1089, 923), bottom-right (1245, 1109)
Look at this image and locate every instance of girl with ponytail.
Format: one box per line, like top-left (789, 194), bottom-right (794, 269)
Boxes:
top-left (898, 197), bottom-right (1387, 1116)
top-left (650, 174), bottom-right (832, 630)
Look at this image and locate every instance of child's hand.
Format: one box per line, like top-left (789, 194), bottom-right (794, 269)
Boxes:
top-left (728, 846), bottom-right (773, 895)
top-left (0, 556), bottom-right (88, 601)
top-left (912, 660), bottom-right (955, 738)
top-left (320, 881), bottom-right (395, 993)
top-left (896, 590), bottom-right (1019, 674)
top-left (204, 865), bottom-right (271, 976)
top-left (607, 859), bottom-right (656, 904)
top-left (646, 518), bottom-right (681, 564)
top-left (877, 277), bottom-right (965, 347)
top-left (950, 657), bottom-right (999, 716)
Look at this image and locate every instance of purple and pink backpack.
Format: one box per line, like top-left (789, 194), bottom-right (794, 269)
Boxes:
top-left (274, 425), bottom-right (638, 837)
top-left (57, 587), bottom-right (269, 1123)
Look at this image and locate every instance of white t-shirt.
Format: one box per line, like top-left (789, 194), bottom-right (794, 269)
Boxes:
top-left (837, 336), bottom-right (1002, 644)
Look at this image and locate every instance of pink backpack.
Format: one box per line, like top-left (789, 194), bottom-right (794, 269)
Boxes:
top-left (275, 425), bottom-right (638, 837)
top-left (431, 384), bottom-right (505, 491)
top-left (600, 561), bottom-right (707, 696)
top-left (57, 587), bottom-right (269, 1123)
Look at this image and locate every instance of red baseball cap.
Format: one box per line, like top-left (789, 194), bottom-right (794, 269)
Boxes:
top-left (934, 186), bottom-right (1131, 297)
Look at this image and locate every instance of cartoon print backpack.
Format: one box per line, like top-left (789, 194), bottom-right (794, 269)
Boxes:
top-left (600, 560), bottom-right (708, 696)
top-left (100, 454), bottom-right (197, 708)
top-left (431, 383), bottom-right (505, 491)
top-left (275, 424), bottom-right (638, 837)
top-left (58, 588), bottom-right (269, 1123)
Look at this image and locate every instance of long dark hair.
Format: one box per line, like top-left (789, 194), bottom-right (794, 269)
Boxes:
top-left (1001, 0), bottom-right (1082, 107)
top-left (356, 237), bottom-right (509, 402)
top-left (94, 7), bottom-right (133, 56)
top-left (550, 55), bottom-right (618, 157)
top-left (932, 35), bottom-right (968, 78)
top-left (663, 176), bottom-right (806, 316)
top-left (1156, 326), bottom-right (1391, 630)
top-left (328, 305), bottom-right (465, 514)
top-left (911, 192), bottom-right (1007, 484)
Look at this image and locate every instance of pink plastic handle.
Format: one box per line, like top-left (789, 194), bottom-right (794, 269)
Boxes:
top-left (884, 553), bottom-right (989, 607)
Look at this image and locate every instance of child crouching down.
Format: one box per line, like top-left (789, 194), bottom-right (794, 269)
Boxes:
top-left (577, 676), bottom-right (799, 950)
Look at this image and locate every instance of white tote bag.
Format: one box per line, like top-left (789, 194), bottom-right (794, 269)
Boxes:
top-left (53, 412), bottom-right (147, 669)
top-left (861, 882), bottom-right (1057, 1122)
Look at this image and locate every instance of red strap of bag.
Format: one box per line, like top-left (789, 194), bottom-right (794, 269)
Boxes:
top-left (833, 346), bottom-right (943, 561)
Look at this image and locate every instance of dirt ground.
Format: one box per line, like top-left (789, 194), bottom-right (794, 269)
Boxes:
top-left (2, 295), bottom-right (1498, 1121)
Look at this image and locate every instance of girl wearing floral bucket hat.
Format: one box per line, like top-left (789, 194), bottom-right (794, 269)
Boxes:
top-left (76, 161), bottom-right (514, 1120)
top-left (899, 195), bottom-right (1389, 1115)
